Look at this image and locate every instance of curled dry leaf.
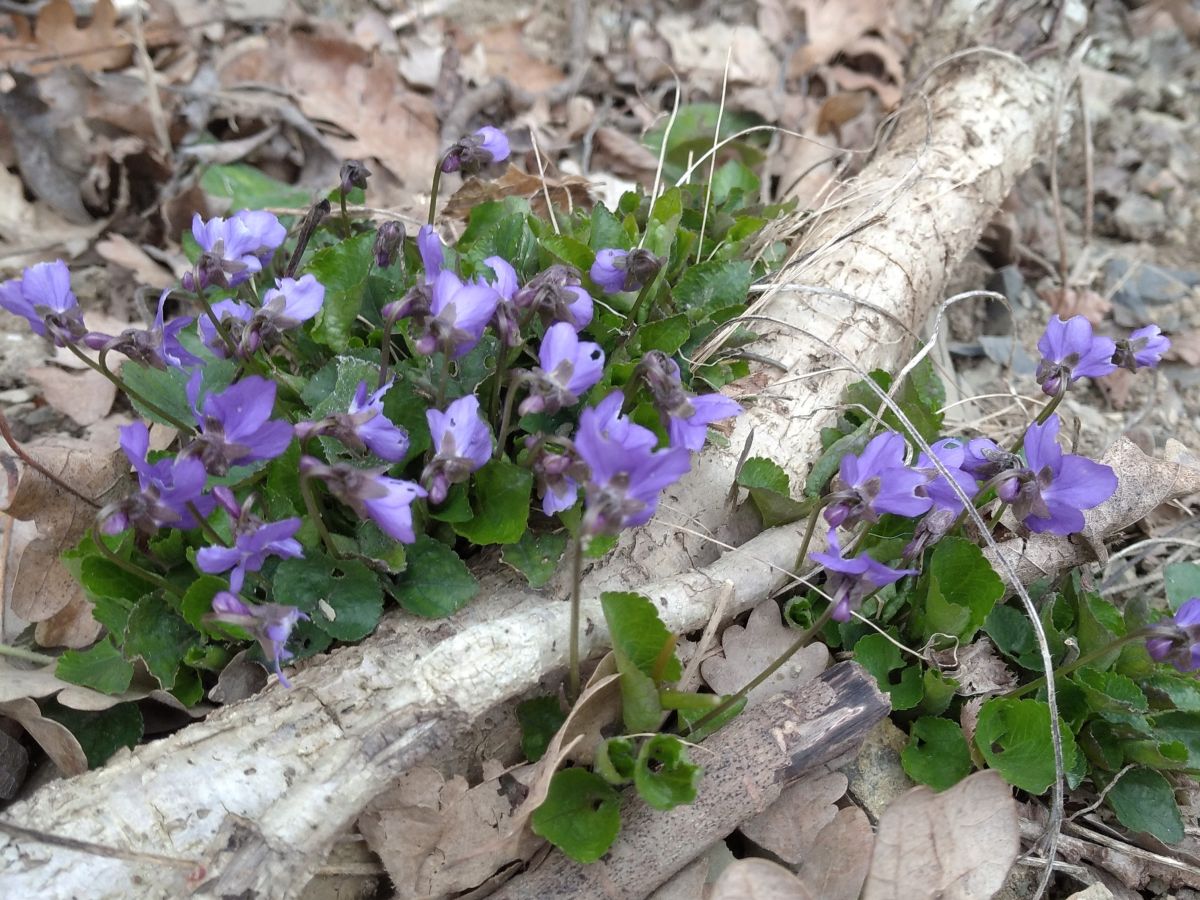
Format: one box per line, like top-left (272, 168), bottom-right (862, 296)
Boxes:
top-left (0, 726), bottom-right (29, 799)
top-left (701, 600), bottom-right (829, 708)
top-left (441, 164), bottom-right (595, 223)
top-left (710, 857), bottom-right (817, 900)
top-left (0, 697), bottom-right (87, 777)
top-left (1040, 285), bottom-right (1111, 325)
top-left (947, 638), bottom-right (1016, 698)
top-left (0, 0), bottom-right (133, 75)
top-left (359, 762), bottom-right (539, 899)
top-left (798, 805), bottom-right (874, 900)
top-left (862, 770), bottom-right (1019, 900)
top-left (208, 649), bottom-right (268, 705)
top-left (740, 770), bottom-right (848, 865)
top-left (1, 437), bottom-right (128, 629)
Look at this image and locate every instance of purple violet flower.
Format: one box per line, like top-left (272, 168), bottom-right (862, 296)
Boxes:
top-left (1035, 315), bottom-right (1118, 396)
top-left (188, 210), bottom-right (287, 290)
top-left (589, 248), bottom-right (664, 295)
top-left (418, 225), bottom-right (445, 283)
top-left (295, 381), bottom-right (410, 462)
top-left (915, 438), bottom-right (979, 514)
top-left (519, 322), bottom-right (605, 416)
top-left (421, 395), bottom-right (492, 504)
top-left (300, 457), bottom-right (426, 543)
top-left (636, 348), bottom-right (743, 451)
top-left (413, 270), bottom-right (500, 359)
top-left (86, 290), bottom-right (203, 370)
top-left (997, 414), bottom-right (1118, 535)
top-left (0, 260), bottom-right (86, 346)
top-left (810, 528), bottom-right (917, 622)
top-left (1146, 598), bottom-right (1200, 672)
top-left (197, 515), bottom-right (303, 593)
top-left (668, 394), bottom-right (743, 453)
top-left (484, 255), bottom-right (522, 347)
top-left (258, 274), bottom-right (325, 330)
top-left (198, 299), bottom-right (254, 358)
top-left (208, 593), bottom-right (309, 688)
top-left (575, 391), bottom-right (691, 535)
top-left (441, 126), bottom-right (510, 174)
top-left (526, 435), bottom-right (587, 516)
top-left (823, 432), bottom-right (932, 527)
top-left (184, 373), bottom-right (294, 475)
top-left (959, 436), bottom-right (1017, 481)
top-left (100, 421), bottom-right (214, 535)
top-left (512, 265), bottom-right (593, 332)
top-left (1113, 324), bottom-right (1171, 372)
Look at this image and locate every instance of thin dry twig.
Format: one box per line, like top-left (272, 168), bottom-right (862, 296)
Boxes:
top-left (0, 819), bottom-right (199, 870)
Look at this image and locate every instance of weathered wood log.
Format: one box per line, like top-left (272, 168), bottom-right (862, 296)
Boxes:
top-left (0, 4), bottom-right (1094, 896)
top-left (492, 662), bottom-right (888, 900)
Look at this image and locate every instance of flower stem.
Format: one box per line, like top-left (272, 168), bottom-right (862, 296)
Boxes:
top-left (0, 408), bottom-right (101, 509)
top-left (339, 190), bottom-right (352, 239)
top-left (435, 352), bottom-right (451, 410)
top-left (684, 602), bottom-right (837, 737)
top-left (1011, 384), bottom-right (1066, 454)
top-left (91, 527), bottom-right (183, 598)
top-left (188, 502), bottom-right (229, 548)
top-left (0, 643), bottom-right (56, 665)
top-left (609, 278), bottom-right (659, 360)
top-left (1004, 630), bottom-right (1149, 700)
top-left (793, 499), bottom-right (828, 572)
top-left (298, 469), bottom-right (339, 559)
top-left (194, 287), bottom-right (240, 359)
top-left (377, 311), bottom-right (401, 391)
top-left (65, 344), bottom-right (194, 434)
top-left (427, 155), bottom-right (449, 225)
top-left (495, 373), bottom-right (523, 459)
top-left (568, 530), bottom-right (584, 701)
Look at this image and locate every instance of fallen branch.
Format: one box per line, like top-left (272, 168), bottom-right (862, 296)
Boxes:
top-left (0, 8), bottom-right (1092, 897)
top-left (492, 662), bottom-right (887, 900)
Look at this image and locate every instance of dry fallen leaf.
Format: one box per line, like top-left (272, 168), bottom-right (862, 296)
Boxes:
top-left (948, 638), bottom-right (1017, 697)
top-left (1166, 330), bottom-right (1200, 366)
top-left (0, 697), bottom-right (87, 776)
top-left (26, 365), bottom-right (118, 427)
top-left (0, 726), bottom-right (29, 799)
top-left (648, 855), bottom-right (710, 900)
top-left (861, 770), bottom-right (1019, 900)
top-left (94, 234), bottom-right (175, 290)
top-left (0, 0), bottom-right (133, 75)
top-left (740, 770), bottom-right (848, 864)
top-left (208, 649), bottom-right (268, 705)
top-left (442, 164), bottom-right (595, 223)
top-left (797, 805), bottom-right (874, 900)
top-left (710, 857), bottom-right (817, 900)
top-left (701, 600), bottom-right (829, 707)
top-left (1040, 285), bottom-right (1111, 325)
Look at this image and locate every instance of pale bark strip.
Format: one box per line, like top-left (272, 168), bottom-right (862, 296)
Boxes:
top-left (491, 662), bottom-right (888, 900)
top-left (0, 26), bottom-right (1090, 900)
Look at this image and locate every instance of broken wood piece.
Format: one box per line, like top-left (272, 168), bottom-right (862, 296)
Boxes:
top-left (492, 662), bottom-right (888, 900)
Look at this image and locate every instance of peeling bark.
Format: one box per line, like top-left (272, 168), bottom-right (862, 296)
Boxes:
top-left (0, 13), bottom-right (1104, 899)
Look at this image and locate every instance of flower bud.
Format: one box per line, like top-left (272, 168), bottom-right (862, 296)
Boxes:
top-left (340, 159), bottom-right (371, 195)
top-left (373, 221), bottom-right (405, 269)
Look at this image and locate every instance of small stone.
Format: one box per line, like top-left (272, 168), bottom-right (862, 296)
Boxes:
top-left (1065, 884), bottom-right (1115, 900)
top-left (1112, 194), bottom-right (1167, 241)
top-left (840, 718), bottom-right (914, 820)
top-left (0, 388), bottom-right (33, 404)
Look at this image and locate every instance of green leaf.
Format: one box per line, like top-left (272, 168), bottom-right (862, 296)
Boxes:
top-left (354, 520), bottom-right (408, 574)
top-left (736, 457), bottom-right (809, 527)
top-left (78, 556), bottom-right (156, 603)
top-left (635, 734), bottom-right (702, 811)
top-left (596, 737), bottom-right (636, 785)
top-left (984, 605), bottom-right (1044, 671)
top-left (428, 482), bottom-right (473, 523)
top-left (975, 698), bottom-right (1078, 794)
top-left (1106, 767), bottom-right (1185, 844)
top-left (55, 638), bottom-right (134, 695)
top-left (883, 356), bottom-right (945, 441)
top-left (307, 232), bottom-right (375, 351)
top-left (180, 575), bottom-right (232, 633)
top-left (1144, 674), bottom-right (1200, 712)
top-left (540, 234), bottom-right (594, 271)
top-left (678, 694), bottom-right (746, 742)
top-left (901, 717), bottom-right (972, 791)
top-left (615, 650), bottom-right (663, 734)
top-left (123, 595), bottom-right (199, 691)
top-left (200, 163), bottom-right (311, 209)
top-left (1165, 562), bottom-right (1200, 612)
top-left (600, 592), bottom-right (681, 682)
top-left (390, 536), bottom-right (478, 617)
top-left (41, 700), bottom-right (143, 769)
top-left (853, 633), bottom-right (923, 711)
top-left (1073, 667), bottom-right (1149, 721)
top-left (272, 554), bottom-right (383, 641)
top-left (644, 103), bottom-right (765, 182)
top-left (122, 356), bottom-right (237, 428)
top-left (453, 458), bottom-right (533, 545)
top-left (920, 669), bottom-right (959, 717)
top-left (503, 531), bottom-right (568, 588)
top-left (381, 379), bottom-right (433, 463)
top-left (634, 314), bottom-right (690, 355)
top-left (306, 354), bottom-right (378, 419)
top-left (673, 259), bottom-right (752, 315)
top-left (804, 424), bottom-right (869, 498)
top-left (516, 696), bottom-right (566, 763)
top-left (589, 204), bottom-right (629, 251)
top-left (916, 537), bottom-right (1003, 641)
top-left (1151, 711), bottom-right (1200, 768)
top-left (711, 159), bottom-right (760, 206)
top-left (531, 768), bottom-right (621, 864)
